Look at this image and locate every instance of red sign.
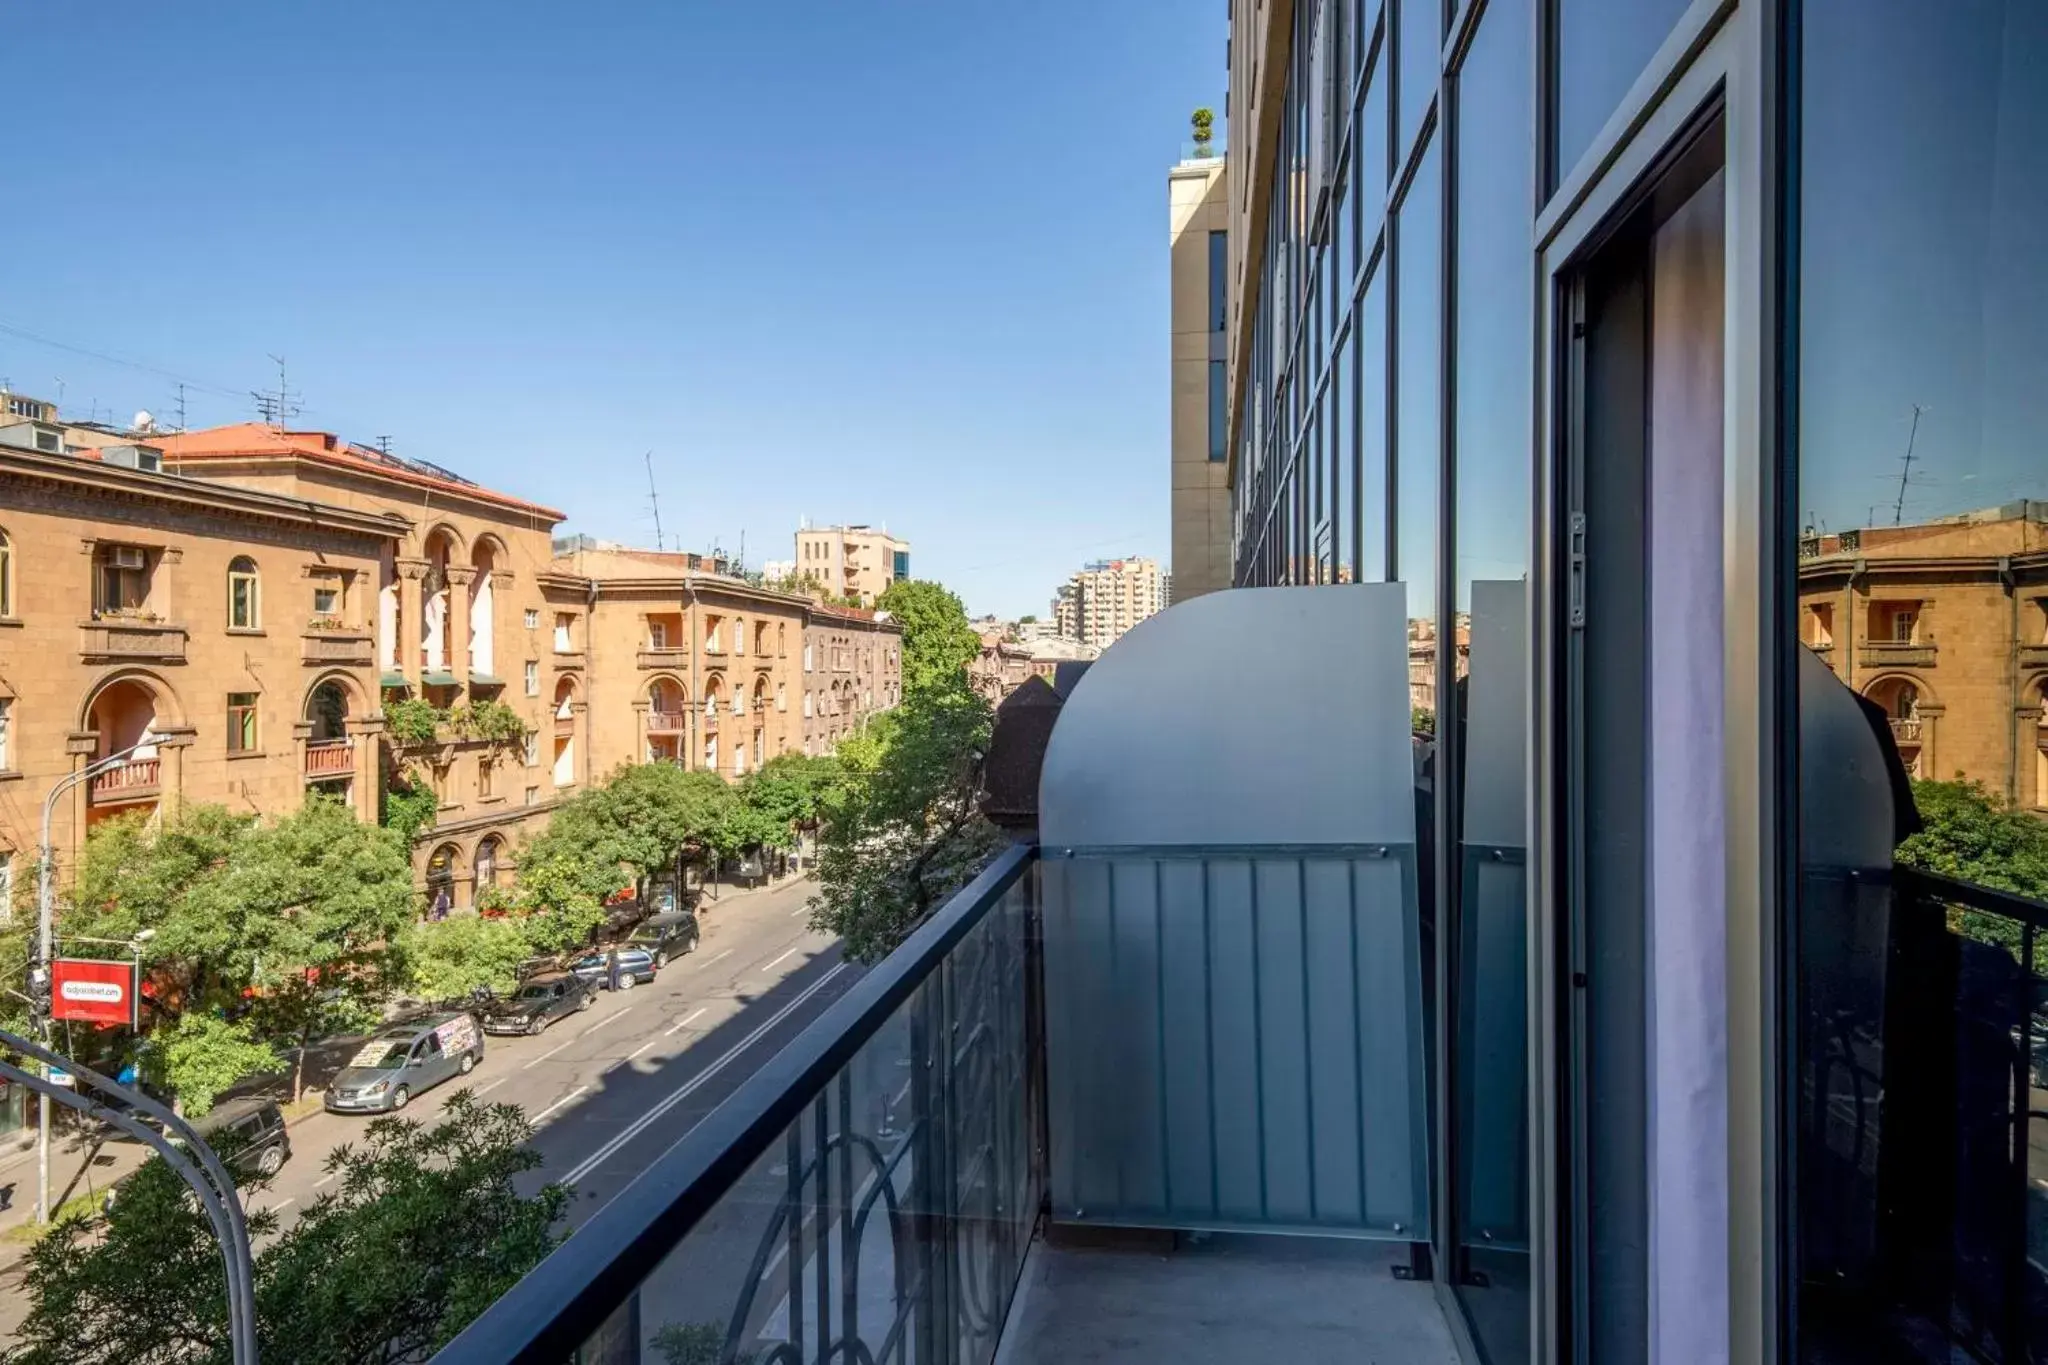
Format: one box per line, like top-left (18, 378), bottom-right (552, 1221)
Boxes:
top-left (51, 959), bottom-right (138, 1027)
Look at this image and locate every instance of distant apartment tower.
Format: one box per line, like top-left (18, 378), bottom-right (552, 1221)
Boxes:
top-left (792, 523), bottom-right (910, 606)
top-left (1057, 556), bottom-right (1168, 650)
top-left (1169, 152), bottom-right (1231, 601)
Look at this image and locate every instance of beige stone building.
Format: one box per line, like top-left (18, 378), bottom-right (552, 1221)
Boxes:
top-left (0, 426), bottom-right (395, 906)
top-left (152, 423), bottom-right (569, 913)
top-left (970, 632), bottom-right (1032, 703)
top-left (791, 524), bottom-right (910, 607)
top-left (799, 606), bottom-right (901, 755)
top-left (1054, 557), bottom-right (1168, 650)
top-left (1170, 154), bottom-right (1232, 602)
top-left (1800, 502), bottom-right (2048, 806)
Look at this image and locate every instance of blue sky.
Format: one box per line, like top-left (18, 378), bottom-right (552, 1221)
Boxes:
top-left (3, 3), bottom-right (1224, 619)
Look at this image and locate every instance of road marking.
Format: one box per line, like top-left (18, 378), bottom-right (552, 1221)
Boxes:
top-left (269, 1198), bottom-right (295, 1214)
top-left (665, 1006), bottom-right (709, 1036)
top-left (761, 946), bottom-right (802, 973)
top-left (564, 963), bottom-right (848, 1187)
top-left (522, 1038), bottom-right (575, 1070)
top-left (699, 948), bottom-right (735, 969)
top-left (532, 1086), bottom-right (591, 1123)
top-left (473, 1077), bottom-right (507, 1097)
top-left (627, 1039), bottom-right (657, 1061)
top-left (312, 1174), bottom-right (336, 1189)
top-left (579, 1006), bottom-right (633, 1037)
top-left (790, 905), bottom-right (809, 917)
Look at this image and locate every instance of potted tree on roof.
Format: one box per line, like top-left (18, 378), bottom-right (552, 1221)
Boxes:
top-left (1191, 107), bottom-right (1215, 158)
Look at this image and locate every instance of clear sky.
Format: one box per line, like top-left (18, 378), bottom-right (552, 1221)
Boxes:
top-left (3, 3), bottom-right (1225, 619)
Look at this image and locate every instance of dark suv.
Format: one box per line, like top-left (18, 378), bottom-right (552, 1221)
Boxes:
top-left (625, 910), bottom-right (701, 969)
top-left (194, 1096), bottom-right (291, 1179)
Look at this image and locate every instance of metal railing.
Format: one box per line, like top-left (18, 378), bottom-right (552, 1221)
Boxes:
top-left (304, 738), bottom-right (353, 776)
top-left (429, 843), bottom-right (1044, 1365)
top-left (88, 756), bottom-right (160, 801)
top-left (1798, 864), bottom-right (2048, 1364)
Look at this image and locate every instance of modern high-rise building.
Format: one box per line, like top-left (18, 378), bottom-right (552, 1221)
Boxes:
top-left (1169, 151), bottom-right (1232, 602)
top-left (1051, 556), bottom-right (1167, 649)
top-left (790, 523), bottom-right (910, 607)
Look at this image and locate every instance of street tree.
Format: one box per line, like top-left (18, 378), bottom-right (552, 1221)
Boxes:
top-left (877, 579), bottom-right (980, 696)
top-left (396, 913), bottom-right (535, 1002)
top-left (4, 1092), bottom-right (566, 1365)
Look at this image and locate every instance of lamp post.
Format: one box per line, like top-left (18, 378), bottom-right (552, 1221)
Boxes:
top-left (34, 739), bottom-right (149, 1224)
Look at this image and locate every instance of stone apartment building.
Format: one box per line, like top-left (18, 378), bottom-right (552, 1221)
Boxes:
top-left (790, 523), bottom-right (910, 607)
top-left (0, 422), bottom-right (397, 911)
top-left (1799, 501), bottom-right (2048, 807)
top-left (969, 632), bottom-right (1032, 703)
top-left (1051, 557), bottom-right (1169, 650)
top-left (800, 605), bottom-right (900, 755)
top-left (150, 422), bottom-right (570, 914)
top-left (1169, 152), bottom-right (1232, 602)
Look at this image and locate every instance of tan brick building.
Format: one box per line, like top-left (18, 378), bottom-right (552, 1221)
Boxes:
top-left (0, 430), bottom-right (395, 906)
top-left (799, 606), bottom-right (901, 755)
top-left (1169, 153), bottom-right (1231, 601)
top-left (152, 423), bottom-right (570, 913)
top-left (790, 524), bottom-right (910, 608)
top-left (1799, 501), bottom-right (2048, 807)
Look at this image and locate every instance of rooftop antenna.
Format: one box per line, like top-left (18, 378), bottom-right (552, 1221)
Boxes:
top-left (252, 354), bottom-right (302, 431)
top-left (643, 450), bottom-right (664, 551)
top-left (375, 435), bottom-right (393, 456)
top-left (173, 382), bottom-right (189, 433)
top-left (1893, 403), bottom-right (1928, 526)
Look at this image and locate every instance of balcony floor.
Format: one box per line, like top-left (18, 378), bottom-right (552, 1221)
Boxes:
top-left (994, 1232), bottom-right (1460, 1365)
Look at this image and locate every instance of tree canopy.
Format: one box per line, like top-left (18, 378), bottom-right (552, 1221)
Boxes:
top-left (5, 1092), bottom-right (565, 1365)
top-left (877, 579), bottom-right (980, 696)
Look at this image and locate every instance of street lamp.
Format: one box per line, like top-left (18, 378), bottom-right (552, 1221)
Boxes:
top-left (34, 739), bottom-right (150, 1224)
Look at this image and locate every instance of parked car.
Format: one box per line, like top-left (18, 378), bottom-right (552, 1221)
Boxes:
top-left (483, 972), bottom-right (594, 1035)
top-left (625, 910), bottom-right (701, 969)
top-left (104, 1096), bottom-right (290, 1215)
top-left (570, 946), bottom-right (659, 991)
top-left (325, 1013), bottom-right (484, 1114)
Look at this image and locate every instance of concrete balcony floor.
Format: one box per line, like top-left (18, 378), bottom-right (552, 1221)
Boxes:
top-left (994, 1232), bottom-right (1460, 1365)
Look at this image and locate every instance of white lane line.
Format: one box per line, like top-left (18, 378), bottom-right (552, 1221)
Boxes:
top-left (579, 1006), bottom-right (634, 1037)
top-left (473, 1077), bottom-right (508, 1097)
top-left (761, 946), bottom-right (801, 974)
top-left (627, 1039), bottom-right (657, 1061)
top-left (522, 1038), bottom-right (575, 1070)
top-left (532, 1086), bottom-right (591, 1123)
top-left (789, 905), bottom-right (809, 917)
top-left (665, 1006), bottom-right (709, 1037)
top-left (269, 1199), bottom-right (295, 1214)
top-left (312, 1174), bottom-right (336, 1189)
top-left (699, 948), bottom-right (735, 969)
top-left (564, 962), bottom-right (848, 1187)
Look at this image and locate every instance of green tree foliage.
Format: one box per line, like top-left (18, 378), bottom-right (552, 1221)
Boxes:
top-left (5, 1093), bottom-right (566, 1365)
top-left (380, 764), bottom-right (439, 841)
top-left (396, 913), bottom-right (535, 1002)
top-left (1411, 706), bottom-right (1436, 736)
top-left (811, 684), bottom-right (1002, 962)
top-left (877, 579), bottom-right (980, 696)
top-left (741, 753), bottom-right (842, 835)
top-left (148, 1014), bottom-right (282, 1117)
top-left (512, 764), bottom-right (734, 933)
top-left (1897, 778), bottom-right (2048, 897)
top-left (66, 798), bottom-right (415, 1112)
top-left (652, 1322), bottom-right (758, 1365)
top-left (382, 697), bottom-right (443, 747)
top-left (448, 698), bottom-right (529, 746)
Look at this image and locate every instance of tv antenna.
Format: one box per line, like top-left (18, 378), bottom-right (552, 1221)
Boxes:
top-left (251, 353), bottom-right (302, 430)
top-left (1892, 403), bottom-right (1928, 526)
top-left (172, 382), bottom-right (189, 432)
top-left (643, 451), bottom-right (664, 551)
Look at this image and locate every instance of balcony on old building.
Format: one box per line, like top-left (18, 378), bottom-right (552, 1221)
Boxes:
top-left (638, 648), bottom-right (691, 670)
top-left (78, 617), bottom-right (188, 664)
top-left (304, 737), bottom-right (354, 778)
top-left (88, 756), bottom-right (161, 806)
top-left (431, 588), bottom-right (1464, 1365)
top-left (301, 624), bottom-right (376, 667)
top-left (648, 708), bottom-right (689, 735)
top-left (1858, 637), bottom-right (1938, 670)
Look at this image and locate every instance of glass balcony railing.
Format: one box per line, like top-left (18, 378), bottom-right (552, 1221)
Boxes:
top-left (429, 843), bottom-right (1043, 1365)
top-left (1797, 864), bottom-right (2048, 1363)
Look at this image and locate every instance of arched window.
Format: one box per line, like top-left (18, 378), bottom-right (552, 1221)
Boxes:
top-left (228, 556), bottom-right (260, 630)
top-left (426, 844), bottom-right (459, 920)
top-left (474, 838), bottom-right (502, 894)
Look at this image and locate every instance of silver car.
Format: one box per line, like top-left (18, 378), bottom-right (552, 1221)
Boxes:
top-left (325, 1013), bottom-right (484, 1114)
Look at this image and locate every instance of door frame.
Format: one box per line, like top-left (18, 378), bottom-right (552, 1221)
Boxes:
top-left (1525, 1), bottom-right (1787, 1360)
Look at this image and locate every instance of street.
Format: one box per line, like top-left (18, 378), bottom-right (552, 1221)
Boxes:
top-left (0, 874), bottom-right (859, 1346)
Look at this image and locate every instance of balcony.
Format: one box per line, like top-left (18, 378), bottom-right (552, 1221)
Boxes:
top-left (1858, 638), bottom-right (1937, 670)
top-left (304, 738), bottom-right (354, 778)
top-left (1887, 716), bottom-right (1923, 742)
top-left (2023, 642), bottom-right (2048, 669)
top-left (79, 618), bottom-right (188, 664)
top-left (647, 709), bottom-right (689, 734)
top-left (553, 715), bottom-right (576, 737)
top-left (88, 756), bottom-right (161, 805)
top-left (552, 648), bottom-right (587, 671)
top-left (637, 647), bottom-right (690, 670)
top-left (301, 627), bottom-right (375, 667)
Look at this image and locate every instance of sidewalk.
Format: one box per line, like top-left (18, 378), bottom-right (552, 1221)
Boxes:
top-left (0, 869), bottom-right (817, 1265)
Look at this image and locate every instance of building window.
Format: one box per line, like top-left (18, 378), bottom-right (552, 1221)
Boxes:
top-left (227, 556), bottom-right (260, 630)
top-left (524, 608), bottom-right (539, 629)
top-left (804, 643), bottom-right (814, 671)
top-left (522, 731), bottom-right (539, 767)
top-left (0, 697), bottom-right (11, 770)
top-left (553, 614), bottom-right (575, 652)
top-left (478, 757), bottom-right (495, 799)
top-left (776, 682), bottom-right (787, 712)
top-left (525, 785), bottom-right (539, 806)
top-left (0, 530), bottom-right (11, 617)
top-left (1208, 358), bottom-right (1229, 462)
top-left (1208, 229), bottom-right (1229, 331)
top-left (524, 661), bottom-right (540, 696)
top-left (312, 583), bottom-right (339, 617)
top-left (227, 693), bottom-right (260, 753)
top-left (804, 691), bottom-right (814, 718)
top-left (648, 617), bottom-right (669, 648)
top-left (95, 544), bottom-right (150, 616)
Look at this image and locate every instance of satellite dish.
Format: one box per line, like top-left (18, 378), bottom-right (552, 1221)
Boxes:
top-left (133, 410), bottom-right (156, 432)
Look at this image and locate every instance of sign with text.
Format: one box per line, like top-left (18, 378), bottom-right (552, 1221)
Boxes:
top-left (51, 959), bottom-right (138, 1027)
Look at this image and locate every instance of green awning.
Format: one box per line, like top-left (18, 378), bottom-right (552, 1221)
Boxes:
top-left (468, 673), bottom-right (503, 687)
top-left (379, 672), bottom-right (409, 690)
top-left (422, 671), bottom-right (459, 688)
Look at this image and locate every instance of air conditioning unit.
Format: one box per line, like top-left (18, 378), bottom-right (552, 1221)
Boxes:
top-left (109, 546), bottom-right (147, 571)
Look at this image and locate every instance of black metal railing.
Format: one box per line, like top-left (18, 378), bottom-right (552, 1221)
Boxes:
top-left (1798, 863), bottom-right (2048, 1364)
top-left (429, 842), bottom-right (1043, 1365)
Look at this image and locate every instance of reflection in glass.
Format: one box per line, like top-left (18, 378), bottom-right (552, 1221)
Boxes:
top-left (1398, 0), bottom-right (1441, 153)
top-left (1794, 3), bottom-right (2048, 1361)
top-left (1362, 267), bottom-right (1389, 582)
top-left (1553, 0), bottom-right (1689, 190)
top-left (1450, 0), bottom-right (1532, 1356)
top-left (1396, 139), bottom-right (1440, 637)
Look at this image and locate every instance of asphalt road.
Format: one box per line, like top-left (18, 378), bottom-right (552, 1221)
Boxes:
top-left (0, 874), bottom-right (860, 1348)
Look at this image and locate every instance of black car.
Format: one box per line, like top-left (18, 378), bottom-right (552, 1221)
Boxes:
top-left (483, 972), bottom-right (595, 1035)
top-left (625, 910), bottom-right (701, 969)
top-left (570, 946), bottom-right (659, 990)
top-left (108, 1096), bottom-right (290, 1213)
